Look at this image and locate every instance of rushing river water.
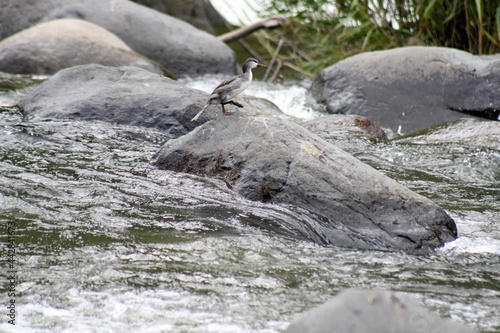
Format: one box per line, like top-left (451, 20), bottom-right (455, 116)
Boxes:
top-left (1, 74), bottom-right (499, 332)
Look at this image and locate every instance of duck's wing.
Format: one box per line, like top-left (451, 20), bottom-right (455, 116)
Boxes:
top-left (212, 74), bottom-right (244, 94)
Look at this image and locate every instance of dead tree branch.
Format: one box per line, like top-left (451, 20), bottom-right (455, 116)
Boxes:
top-left (218, 15), bottom-right (287, 43)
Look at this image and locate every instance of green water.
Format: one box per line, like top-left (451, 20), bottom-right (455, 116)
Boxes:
top-left (0, 77), bottom-right (499, 332)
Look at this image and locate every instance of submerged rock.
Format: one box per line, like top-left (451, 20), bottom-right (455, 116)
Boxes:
top-left (0, 19), bottom-right (163, 75)
top-left (309, 46), bottom-right (500, 134)
top-left (303, 114), bottom-right (388, 141)
top-left (286, 289), bottom-right (478, 333)
top-left (0, 0), bottom-right (236, 77)
top-left (395, 118), bottom-right (500, 150)
top-left (152, 115), bottom-right (457, 252)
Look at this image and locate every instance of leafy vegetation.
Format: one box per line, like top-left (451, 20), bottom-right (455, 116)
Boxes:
top-left (253, 0), bottom-right (500, 79)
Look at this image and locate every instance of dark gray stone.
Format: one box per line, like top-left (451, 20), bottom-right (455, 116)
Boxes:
top-left (309, 46), bottom-right (500, 134)
top-left (152, 114), bottom-right (457, 252)
top-left (0, 19), bottom-right (163, 75)
top-left (0, 0), bottom-right (236, 77)
top-left (286, 289), bottom-right (478, 333)
top-left (17, 64), bottom-right (284, 138)
top-left (18, 64), bottom-right (214, 138)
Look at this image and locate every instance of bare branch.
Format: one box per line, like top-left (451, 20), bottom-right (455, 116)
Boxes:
top-left (218, 15), bottom-right (287, 43)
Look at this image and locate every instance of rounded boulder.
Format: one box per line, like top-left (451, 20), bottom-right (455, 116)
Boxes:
top-left (309, 46), bottom-right (500, 134)
top-left (0, 19), bottom-right (163, 75)
top-left (0, 0), bottom-right (236, 77)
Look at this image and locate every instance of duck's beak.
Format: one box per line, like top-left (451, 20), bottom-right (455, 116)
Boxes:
top-left (257, 63), bottom-right (267, 68)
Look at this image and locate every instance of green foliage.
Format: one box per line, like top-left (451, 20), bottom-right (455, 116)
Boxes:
top-left (258, 0), bottom-right (500, 78)
top-left (416, 0), bottom-right (500, 54)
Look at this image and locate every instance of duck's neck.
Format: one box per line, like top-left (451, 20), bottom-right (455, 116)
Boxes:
top-left (243, 68), bottom-right (253, 82)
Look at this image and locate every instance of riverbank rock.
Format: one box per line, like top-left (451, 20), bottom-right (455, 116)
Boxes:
top-left (0, 0), bottom-right (236, 77)
top-left (0, 19), bottom-right (163, 75)
top-left (309, 46), bottom-right (500, 134)
top-left (152, 115), bottom-right (457, 252)
top-left (286, 289), bottom-right (478, 333)
top-left (303, 114), bottom-right (388, 141)
top-left (395, 118), bottom-right (500, 150)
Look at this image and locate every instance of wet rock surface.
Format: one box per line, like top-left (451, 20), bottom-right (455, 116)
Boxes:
top-left (303, 114), bottom-right (388, 141)
top-left (15, 61), bottom-right (459, 253)
top-left (0, 0), bottom-right (236, 77)
top-left (0, 19), bottom-right (163, 75)
top-left (395, 118), bottom-right (500, 150)
top-left (17, 64), bottom-right (285, 139)
top-left (309, 46), bottom-right (500, 134)
top-left (18, 65), bottom-right (212, 138)
top-left (152, 115), bottom-right (457, 252)
top-left (0, 6), bottom-right (497, 332)
top-left (286, 289), bottom-right (478, 333)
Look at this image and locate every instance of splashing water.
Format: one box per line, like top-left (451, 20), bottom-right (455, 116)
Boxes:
top-left (1, 75), bottom-right (499, 332)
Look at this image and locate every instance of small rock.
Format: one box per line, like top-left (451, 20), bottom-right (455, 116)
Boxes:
top-left (303, 114), bottom-right (388, 141)
top-left (286, 289), bottom-right (478, 333)
top-left (0, 97), bottom-right (18, 108)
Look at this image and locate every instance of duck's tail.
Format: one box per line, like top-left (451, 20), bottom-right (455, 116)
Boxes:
top-left (191, 103), bottom-right (210, 122)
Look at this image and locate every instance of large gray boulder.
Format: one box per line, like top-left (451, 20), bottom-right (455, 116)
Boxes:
top-left (133, 0), bottom-right (226, 34)
top-left (152, 115), bottom-right (457, 252)
top-left (18, 64), bottom-right (284, 138)
top-left (286, 289), bottom-right (478, 333)
top-left (0, 19), bottom-right (163, 75)
top-left (309, 46), bottom-right (500, 134)
top-left (18, 64), bottom-right (214, 137)
top-left (0, 0), bottom-right (236, 77)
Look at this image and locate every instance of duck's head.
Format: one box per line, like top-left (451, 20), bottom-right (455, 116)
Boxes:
top-left (243, 58), bottom-right (267, 72)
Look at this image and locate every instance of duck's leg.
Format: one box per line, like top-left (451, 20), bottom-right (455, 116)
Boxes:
top-left (221, 102), bottom-right (235, 114)
top-left (227, 100), bottom-right (244, 108)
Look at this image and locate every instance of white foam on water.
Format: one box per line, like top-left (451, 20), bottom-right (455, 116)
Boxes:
top-left (180, 75), bottom-right (322, 120)
top-left (438, 236), bottom-right (500, 255)
top-left (438, 212), bottom-right (500, 255)
top-left (15, 287), bottom-right (282, 333)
